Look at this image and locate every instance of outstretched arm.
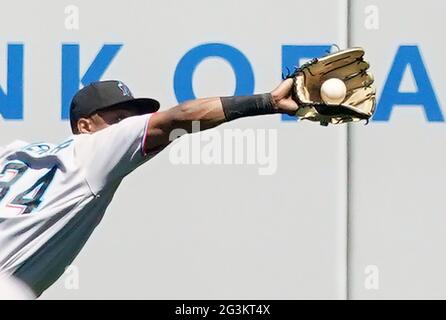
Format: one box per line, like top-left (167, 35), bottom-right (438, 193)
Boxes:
top-left (144, 79), bottom-right (297, 153)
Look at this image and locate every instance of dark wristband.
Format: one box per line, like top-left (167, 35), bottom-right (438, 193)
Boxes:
top-left (220, 93), bottom-right (277, 121)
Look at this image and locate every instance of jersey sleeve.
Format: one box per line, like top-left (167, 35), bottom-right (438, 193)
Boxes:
top-left (73, 113), bottom-right (160, 194)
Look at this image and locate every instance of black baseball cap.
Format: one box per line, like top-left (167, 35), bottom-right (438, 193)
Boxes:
top-left (69, 80), bottom-right (160, 133)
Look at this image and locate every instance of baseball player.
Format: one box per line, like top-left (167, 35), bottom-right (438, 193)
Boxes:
top-left (0, 78), bottom-right (299, 298)
top-left (0, 48), bottom-right (375, 299)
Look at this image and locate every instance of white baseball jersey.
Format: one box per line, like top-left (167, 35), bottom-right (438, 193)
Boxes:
top-left (0, 113), bottom-right (159, 297)
top-left (0, 274), bottom-right (36, 300)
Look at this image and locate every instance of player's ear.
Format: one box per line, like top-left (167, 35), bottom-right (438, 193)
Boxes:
top-left (77, 118), bottom-right (93, 134)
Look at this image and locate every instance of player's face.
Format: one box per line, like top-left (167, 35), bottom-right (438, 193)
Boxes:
top-left (80, 105), bottom-right (141, 133)
top-left (96, 105), bottom-right (141, 126)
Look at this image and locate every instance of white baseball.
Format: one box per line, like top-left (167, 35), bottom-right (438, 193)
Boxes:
top-left (320, 78), bottom-right (347, 104)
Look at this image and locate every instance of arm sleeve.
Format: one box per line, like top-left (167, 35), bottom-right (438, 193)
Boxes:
top-left (73, 113), bottom-right (160, 194)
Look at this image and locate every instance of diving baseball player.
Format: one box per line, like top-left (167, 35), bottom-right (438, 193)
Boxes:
top-left (0, 47), bottom-right (376, 299)
top-left (0, 79), bottom-right (299, 298)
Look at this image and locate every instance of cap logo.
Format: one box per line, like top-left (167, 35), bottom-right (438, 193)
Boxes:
top-left (117, 82), bottom-right (133, 97)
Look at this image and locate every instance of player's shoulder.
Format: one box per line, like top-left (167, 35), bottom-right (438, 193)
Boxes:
top-left (0, 140), bottom-right (31, 159)
top-left (0, 138), bottom-right (80, 162)
top-left (1, 139), bottom-right (30, 150)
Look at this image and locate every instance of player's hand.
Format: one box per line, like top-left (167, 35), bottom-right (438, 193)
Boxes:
top-left (270, 78), bottom-right (299, 115)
